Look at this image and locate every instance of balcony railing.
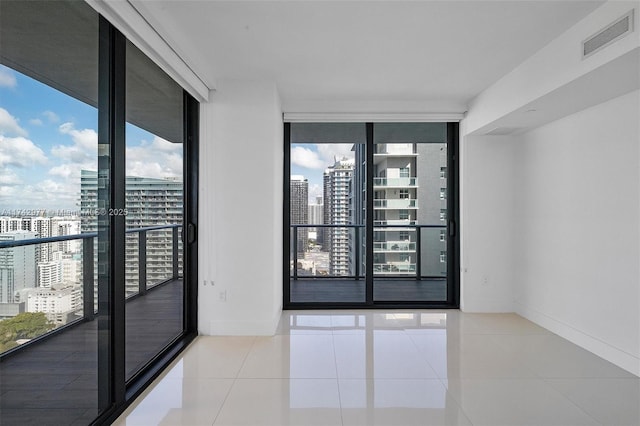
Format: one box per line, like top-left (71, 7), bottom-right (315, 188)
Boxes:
top-left (373, 263), bottom-right (417, 273)
top-left (374, 219), bottom-right (417, 226)
top-left (373, 177), bottom-right (418, 187)
top-left (290, 223), bottom-right (447, 279)
top-left (374, 143), bottom-right (417, 155)
top-left (373, 199), bottom-right (418, 209)
top-left (373, 241), bottom-right (416, 252)
top-left (0, 224), bottom-right (181, 356)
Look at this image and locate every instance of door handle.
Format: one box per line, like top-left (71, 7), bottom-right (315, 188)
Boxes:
top-left (187, 223), bottom-right (196, 244)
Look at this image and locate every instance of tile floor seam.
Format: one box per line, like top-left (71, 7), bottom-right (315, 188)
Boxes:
top-left (330, 329), bottom-right (345, 426)
top-left (538, 378), bottom-right (605, 426)
top-left (210, 377), bottom-right (239, 426)
top-left (207, 336), bottom-right (258, 425)
top-left (234, 335), bottom-right (258, 379)
top-left (405, 330), bottom-right (443, 381)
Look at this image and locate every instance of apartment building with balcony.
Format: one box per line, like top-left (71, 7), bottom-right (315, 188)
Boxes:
top-left (372, 143), bottom-right (419, 274)
top-left (323, 157), bottom-right (355, 275)
top-left (80, 170), bottom-right (183, 296)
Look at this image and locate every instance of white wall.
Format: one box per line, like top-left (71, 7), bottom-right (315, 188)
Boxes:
top-left (512, 90), bottom-right (639, 376)
top-left (198, 79), bottom-right (283, 335)
top-left (460, 0), bottom-right (640, 375)
top-left (459, 132), bottom-right (518, 312)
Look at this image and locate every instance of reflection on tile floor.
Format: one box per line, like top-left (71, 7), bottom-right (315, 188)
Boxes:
top-left (114, 311), bottom-right (639, 426)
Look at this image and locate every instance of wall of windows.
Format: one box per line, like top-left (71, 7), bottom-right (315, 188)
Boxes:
top-left (0, 1), bottom-right (198, 424)
top-left (285, 122), bottom-right (459, 308)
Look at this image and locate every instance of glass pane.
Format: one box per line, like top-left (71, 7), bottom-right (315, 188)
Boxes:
top-left (124, 40), bottom-right (184, 381)
top-left (289, 131), bottom-right (366, 303)
top-left (373, 123), bottom-right (448, 302)
top-left (0, 0), bottom-right (101, 423)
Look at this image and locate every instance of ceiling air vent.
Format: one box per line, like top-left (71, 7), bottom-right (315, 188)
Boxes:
top-left (583, 10), bottom-right (634, 59)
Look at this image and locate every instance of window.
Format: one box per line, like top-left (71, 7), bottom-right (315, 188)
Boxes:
top-left (399, 189), bottom-right (410, 199)
top-left (399, 167), bottom-right (410, 178)
top-left (440, 209), bottom-right (447, 221)
top-left (440, 251), bottom-right (447, 263)
top-left (400, 253), bottom-right (410, 262)
top-left (399, 210), bottom-right (409, 220)
top-left (440, 188), bottom-right (446, 200)
top-left (440, 230), bottom-right (446, 242)
top-left (440, 167), bottom-right (447, 179)
top-left (399, 231), bottom-right (410, 241)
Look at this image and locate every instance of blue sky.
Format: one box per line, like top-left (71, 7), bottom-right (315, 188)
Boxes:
top-left (0, 64), bottom-right (182, 213)
top-left (290, 143), bottom-right (354, 203)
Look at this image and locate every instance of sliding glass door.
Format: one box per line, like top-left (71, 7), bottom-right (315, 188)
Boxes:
top-left (284, 122), bottom-right (458, 308)
top-left (372, 123), bottom-right (450, 302)
top-left (0, 2), bottom-right (198, 424)
top-left (286, 124), bottom-right (366, 303)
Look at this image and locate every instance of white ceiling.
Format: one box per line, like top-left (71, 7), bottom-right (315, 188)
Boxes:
top-left (131, 0), bottom-right (604, 112)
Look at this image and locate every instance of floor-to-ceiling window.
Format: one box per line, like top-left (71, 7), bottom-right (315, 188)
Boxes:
top-left (124, 39), bottom-right (185, 383)
top-left (286, 123), bottom-right (366, 303)
top-left (0, 1), bottom-right (198, 424)
top-left (284, 122), bottom-right (458, 308)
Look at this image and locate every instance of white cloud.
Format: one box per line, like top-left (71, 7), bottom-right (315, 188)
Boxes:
top-left (0, 179), bottom-right (80, 211)
top-left (316, 144), bottom-right (355, 165)
top-left (124, 136), bottom-right (182, 179)
top-left (29, 118), bottom-right (43, 126)
top-left (52, 122), bottom-right (98, 163)
top-left (43, 110), bottom-right (60, 124)
top-left (150, 137), bottom-right (182, 153)
top-left (291, 146), bottom-right (325, 170)
top-left (0, 107), bottom-right (28, 137)
top-left (0, 66), bottom-right (17, 89)
top-left (0, 170), bottom-right (21, 185)
top-left (0, 135), bottom-right (47, 168)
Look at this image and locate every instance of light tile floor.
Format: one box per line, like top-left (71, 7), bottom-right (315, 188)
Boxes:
top-left (113, 310), bottom-right (639, 426)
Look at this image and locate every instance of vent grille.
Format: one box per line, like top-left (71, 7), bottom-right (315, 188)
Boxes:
top-left (583, 10), bottom-right (634, 58)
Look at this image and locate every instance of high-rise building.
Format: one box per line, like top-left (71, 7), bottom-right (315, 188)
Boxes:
top-left (416, 143), bottom-right (448, 276)
top-left (0, 217), bottom-right (22, 233)
top-left (308, 196), bottom-right (323, 225)
top-left (80, 170), bottom-right (183, 295)
top-left (289, 175), bottom-right (308, 255)
top-left (308, 196), bottom-right (323, 244)
top-left (30, 217), bottom-right (52, 263)
top-left (51, 217), bottom-right (81, 254)
top-left (37, 261), bottom-right (62, 288)
top-left (0, 231), bottom-right (37, 304)
top-left (323, 158), bottom-right (354, 275)
top-left (371, 143), bottom-right (420, 275)
top-left (351, 143), bottom-right (448, 277)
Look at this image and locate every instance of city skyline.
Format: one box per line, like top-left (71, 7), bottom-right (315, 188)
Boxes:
top-left (290, 143), bottom-right (354, 203)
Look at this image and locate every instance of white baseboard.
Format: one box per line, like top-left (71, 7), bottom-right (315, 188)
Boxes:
top-left (206, 308), bottom-right (282, 336)
top-left (515, 301), bottom-right (639, 377)
top-left (460, 297), bottom-right (514, 313)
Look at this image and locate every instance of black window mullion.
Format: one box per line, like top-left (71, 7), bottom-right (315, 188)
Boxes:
top-left (184, 91), bottom-right (199, 334)
top-left (365, 123), bottom-right (374, 304)
top-left (283, 123), bottom-right (292, 307)
top-left (446, 122), bottom-right (460, 307)
top-left (97, 16), bottom-right (126, 412)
